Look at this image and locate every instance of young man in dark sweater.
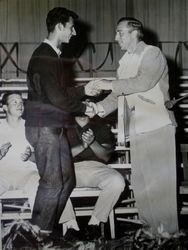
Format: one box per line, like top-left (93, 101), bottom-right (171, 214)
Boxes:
top-left (25, 7), bottom-right (99, 245)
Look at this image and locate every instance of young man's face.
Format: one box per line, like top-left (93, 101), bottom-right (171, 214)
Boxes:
top-left (4, 94), bottom-right (24, 118)
top-left (60, 16), bottom-right (76, 43)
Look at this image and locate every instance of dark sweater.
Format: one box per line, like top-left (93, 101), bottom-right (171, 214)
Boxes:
top-left (25, 43), bottom-right (86, 127)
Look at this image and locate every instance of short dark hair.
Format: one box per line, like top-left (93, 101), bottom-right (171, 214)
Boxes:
top-left (117, 17), bottom-right (144, 40)
top-left (1, 92), bottom-right (22, 105)
top-left (46, 7), bottom-right (78, 33)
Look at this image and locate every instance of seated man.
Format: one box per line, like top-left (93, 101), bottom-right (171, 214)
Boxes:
top-left (0, 92), bottom-right (39, 209)
top-left (59, 115), bottom-right (126, 240)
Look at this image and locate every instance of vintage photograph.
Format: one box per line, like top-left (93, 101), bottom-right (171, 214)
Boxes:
top-left (0, 0), bottom-right (188, 249)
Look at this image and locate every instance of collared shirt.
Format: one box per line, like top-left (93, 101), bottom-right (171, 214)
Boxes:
top-left (43, 38), bottom-right (61, 57)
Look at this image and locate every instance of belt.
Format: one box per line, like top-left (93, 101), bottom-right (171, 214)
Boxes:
top-left (42, 127), bottom-right (64, 135)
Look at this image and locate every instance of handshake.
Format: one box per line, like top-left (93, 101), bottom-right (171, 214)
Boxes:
top-left (84, 78), bottom-right (113, 118)
top-left (84, 78), bottom-right (112, 96)
top-left (84, 101), bottom-right (100, 118)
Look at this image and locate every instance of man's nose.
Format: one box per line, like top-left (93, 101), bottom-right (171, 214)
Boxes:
top-left (72, 27), bottom-right (76, 36)
top-left (115, 33), bottom-right (119, 41)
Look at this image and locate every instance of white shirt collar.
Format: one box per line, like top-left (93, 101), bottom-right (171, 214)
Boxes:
top-left (43, 38), bottom-right (61, 56)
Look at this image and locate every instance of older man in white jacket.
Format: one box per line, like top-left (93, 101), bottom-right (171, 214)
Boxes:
top-left (88, 17), bottom-right (178, 236)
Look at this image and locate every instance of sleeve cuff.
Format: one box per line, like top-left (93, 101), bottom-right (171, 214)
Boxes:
top-left (97, 103), bottom-right (106, 117)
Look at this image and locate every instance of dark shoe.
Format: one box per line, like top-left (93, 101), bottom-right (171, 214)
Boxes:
top-left (85, 225), bottom-right (102, 241)
top-left (38, 230), bottom-right (61, 248)
top-left (64, 228), bottom-right (81, 241)
top-left (39, 233), bottom-right (74, 248)
top-left (39, 235), bottom-right (54, 248)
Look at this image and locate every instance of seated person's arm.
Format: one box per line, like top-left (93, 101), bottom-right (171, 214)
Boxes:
top-left (82, 129), bottom-right (113, 163)
top-left (89, 141), bottom-right (113, 163)
top-left (71, 144), bottom-right (85, 158)
top-left (0, 142), bottom-right (12, 160)
top-left (21, 146), bottom-right (35, 162)
top-left (70, 128), bottom-right (113, 163)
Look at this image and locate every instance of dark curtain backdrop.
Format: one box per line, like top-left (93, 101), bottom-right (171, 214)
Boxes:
top-left (0, 0), bottom-right (187, 78)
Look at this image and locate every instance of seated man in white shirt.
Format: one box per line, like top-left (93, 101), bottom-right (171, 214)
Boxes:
top-left (0, 92), bottom-right (39, 209)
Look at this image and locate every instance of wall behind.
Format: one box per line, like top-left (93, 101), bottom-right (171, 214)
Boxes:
top-left (0, 0), bottom-right (187, 78)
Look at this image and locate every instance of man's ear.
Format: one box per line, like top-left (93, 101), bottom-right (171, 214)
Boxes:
top-left (57, 23), bottom-right (64, 31)
top-left (54, 23), bottom-right (61, 32)
top-left (131, 30), bottom-right (138, 39)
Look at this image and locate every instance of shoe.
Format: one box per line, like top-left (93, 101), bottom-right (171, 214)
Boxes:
top-left (64, 228), bottom-right (81, 241)
top-left (39, 233), bottom-right (74, 248)
top-left (84, 225), bottom-right (102, 241)
top-left (39, 235), bottom-right (54, 248)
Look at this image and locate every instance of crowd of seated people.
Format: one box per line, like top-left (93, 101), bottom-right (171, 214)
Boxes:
top-left (0, 91), bottom-right (127, 242)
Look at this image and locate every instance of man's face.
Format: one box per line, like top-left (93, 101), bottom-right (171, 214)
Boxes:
top-left (115, 21), bottom-right (133, 51)
top-left (75, 116), bottom-right (89, 127)
top-left (4, 94), bottom-right (24, 118)
top-left (60, 16), bottom-right (76, 43)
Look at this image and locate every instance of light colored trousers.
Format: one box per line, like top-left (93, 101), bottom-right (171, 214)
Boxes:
top-left (59, 161), bottom-right (125, 223)
top-left (0, 170), bottom-right (39, 211)
top-left (130, 124), bottom-right (179, 234)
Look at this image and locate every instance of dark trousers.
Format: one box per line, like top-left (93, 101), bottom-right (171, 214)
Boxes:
top-left (25, 127), bottom-right (75, 231)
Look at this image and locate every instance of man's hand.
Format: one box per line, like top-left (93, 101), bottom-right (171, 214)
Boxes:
top-left (21, 146), bottom-right (32, 161)
top-left (94, 79), bottom-right (113, 91)
top-left (0, 142), bottom-right (12, 160)
top-left (85, 102), bottom-right (98, 118)
top-left (82, 129), bottom-right (95, 148)
top-left (84, 79), bottom-right (102, 96)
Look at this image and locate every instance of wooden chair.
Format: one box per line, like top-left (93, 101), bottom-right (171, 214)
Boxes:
top-left (62, 187), bottom-right (115, 239)
top-left (66, 162), bottom-right (138, 240)
top-left (108, 163), bottom-right (139, 239)
top-left (180, 144), bottom-right (188, 185)
top-left (0, 190), bottom-right (32, 249)
top-left (109, 95), bottom-right (139, 239)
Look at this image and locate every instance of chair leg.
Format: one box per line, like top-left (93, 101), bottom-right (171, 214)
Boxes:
top-left (109, 209), bottom-right (115, 239)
